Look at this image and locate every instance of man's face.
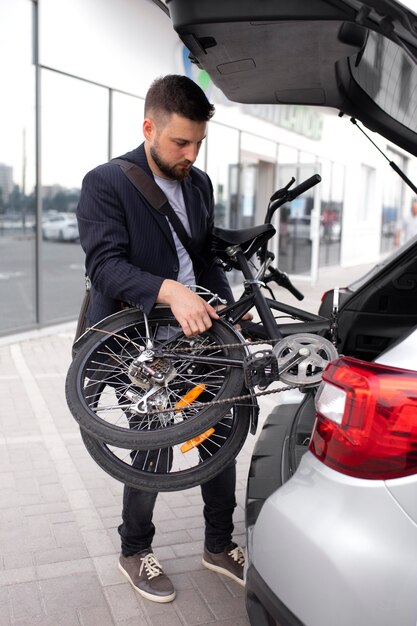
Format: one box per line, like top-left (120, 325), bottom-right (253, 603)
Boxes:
top-left (144, 113), bottom-right (207, 181)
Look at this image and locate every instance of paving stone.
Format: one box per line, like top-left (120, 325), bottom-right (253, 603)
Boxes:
top-left (36, 558), bottom-right (94, 581)
top-left (0, 586), bottom-right (11, 625)
top-left (48, 510), bottom-right (76, 524)
top-left (148, 611), bottom-right (185, 626)
top-left (39, 572), bottom-right (106, 613)
top-left (158, 516), bottom-right (204, 533)
top-left (92, 554), bottom-right (121, 587)
top-left (174, 587), bottom-right (215, 625)
top-left (104, 583), bottom-right (146, 623)
top-left (52, 521), bottom-right (84, 548)
top-left (0, 566), bottom-right (37, 586)
top-left (139, 591), bottom-right (180, 620)
top-left (169, 572), bottom-right (195, 591)
top-left (16, 609), bottom-right (83, 625)
top-left (171, 540), bottom-right (202, 558)
top-left (172, 503), bottom-right (203, 519)
top-left (3, 552), bottom-right (34, 570)
top-left (34, 545), bottom-right (90, 566)
top-left (78, 604), bottom-right (115, 626)
top-left (73, 508), bottom-right (104, 532)
top-left (100, 515), bottom-right (121, 530)
top-left (153, 529), bottom-right (192, 548)
top-left (82, 528), bottom-right (116, 557)
top-left (209, 595), bottom-right (249, 621)
top-left (150, 544), bottom-right (176, 562)
top-left (88, 487), bottom-right (118, 508)
top-left (25, 514), bottom-right (53, 539)
top-left (163, 554), bottom-right (203, 576)
top-left (8, 580), bottom-right (44, 623)
top-left (21, 501), bottom-right (72, 517)
top-left (190, 570), bottom-right (235, 604)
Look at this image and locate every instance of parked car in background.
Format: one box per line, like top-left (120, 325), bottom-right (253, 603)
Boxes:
top-left (42, 212), bottom-right (79, 242)
top-left (166, 0), bottom-right (417, 624)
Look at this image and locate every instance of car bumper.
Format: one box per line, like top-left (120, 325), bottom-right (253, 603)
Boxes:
top-left (249, 452), bottom-right (417, 626)
top-left (246, 563), bottom-right (304, 626)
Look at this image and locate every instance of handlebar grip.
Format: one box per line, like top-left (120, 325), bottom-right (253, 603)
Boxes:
top-left (286, 282), bottom-right (304, 301)
top-left (288, 174), bottom-right (321, 201)
top-left (266, 267), bottom-right (305, 301)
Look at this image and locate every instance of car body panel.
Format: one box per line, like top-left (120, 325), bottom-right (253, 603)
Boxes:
top-left (250, 452), bottom-right (417, 626)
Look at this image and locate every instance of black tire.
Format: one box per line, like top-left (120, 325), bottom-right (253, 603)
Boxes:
top-left (79, 402), bottom-right (251, 492)
top-left (66, 307), bottom-right (246, 449)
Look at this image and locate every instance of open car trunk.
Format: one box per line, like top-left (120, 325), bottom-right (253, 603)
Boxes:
top-left (166, 0), bottom-right (417, 156)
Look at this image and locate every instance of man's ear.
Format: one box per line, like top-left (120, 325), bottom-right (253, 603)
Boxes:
top-left (143, 118), bottom-right (154, 141)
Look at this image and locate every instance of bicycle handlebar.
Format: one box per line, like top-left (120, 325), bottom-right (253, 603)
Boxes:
top-left (287, 173), bottom-right (321, 201)
top-left (265, 174), bottom-right (321, 224)
top-left (269, 176), bottom-right (295, 202)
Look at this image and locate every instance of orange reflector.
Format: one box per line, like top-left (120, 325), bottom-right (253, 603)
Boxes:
top-left (181, 428), bottom-right (215, 453)
top-left (175, 384), bottom-right (206, 411)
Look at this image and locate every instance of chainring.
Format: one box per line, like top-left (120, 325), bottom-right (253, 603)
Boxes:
top-left (273, 333), bottom-right (338, 386)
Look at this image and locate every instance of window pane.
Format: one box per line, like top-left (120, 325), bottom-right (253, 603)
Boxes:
top-left (0, 0), bottom-right (36, 334)
top-left (40, 0), bottom-right (180, 94)
top-left (41, 70), bottom-right (109, 324)
top-left (111, 92), bottom-right (144, 157)
top-left (319, 161), bottom-right (344, 267)
top-left (206, 123), bottom-right (240, 228)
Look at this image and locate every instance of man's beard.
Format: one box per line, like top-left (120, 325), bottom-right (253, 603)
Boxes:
top-left (150, 144), bottom-right (190, 181)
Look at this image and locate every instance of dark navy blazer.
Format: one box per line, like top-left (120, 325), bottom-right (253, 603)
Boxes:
top-left (77, 143), bottom-right (233, 324)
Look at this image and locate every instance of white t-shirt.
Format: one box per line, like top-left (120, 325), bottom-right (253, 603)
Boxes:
top-left (153, 175), bottom-right (196, 288)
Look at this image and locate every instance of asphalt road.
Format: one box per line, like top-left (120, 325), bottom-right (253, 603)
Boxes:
top-left (0, 233), bottom-right (85, 334)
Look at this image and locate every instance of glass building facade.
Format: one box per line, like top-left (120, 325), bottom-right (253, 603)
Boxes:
top-left (1, 0), bottom-right (411, 336)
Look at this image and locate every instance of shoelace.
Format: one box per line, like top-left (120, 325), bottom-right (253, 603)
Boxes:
top-left (139, 553), bottom-right (163, 580)
top-left (228, 545), bottom-right (245, 566)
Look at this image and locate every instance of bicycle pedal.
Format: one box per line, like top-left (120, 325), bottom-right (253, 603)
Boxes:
top-left (243, 350), bottom-right (279, 388)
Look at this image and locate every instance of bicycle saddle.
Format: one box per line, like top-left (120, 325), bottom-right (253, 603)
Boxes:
top-left (213, 223), bottom-right (276, 266)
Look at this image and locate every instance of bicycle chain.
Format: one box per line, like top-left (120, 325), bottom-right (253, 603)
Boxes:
top-left (163, 338), bottom-right (279, 352)
top-left (141, 381), bottom-right (306, 416)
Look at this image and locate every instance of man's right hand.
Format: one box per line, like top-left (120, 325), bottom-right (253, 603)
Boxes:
top-left (157, 279), bottom-right (220, 337)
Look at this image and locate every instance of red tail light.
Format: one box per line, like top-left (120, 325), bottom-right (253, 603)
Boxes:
top-left (310, 356), bottom-right (417, 479)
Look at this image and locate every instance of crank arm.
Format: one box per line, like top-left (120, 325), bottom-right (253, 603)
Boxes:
top-left (278, 348), bottom-right (311, 374)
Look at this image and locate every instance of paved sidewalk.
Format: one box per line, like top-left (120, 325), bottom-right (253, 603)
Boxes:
top-left (0, 262), bottom-right (374, 625)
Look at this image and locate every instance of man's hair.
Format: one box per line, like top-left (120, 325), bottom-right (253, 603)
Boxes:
top-left (144, 74), bottom-right (215, 123)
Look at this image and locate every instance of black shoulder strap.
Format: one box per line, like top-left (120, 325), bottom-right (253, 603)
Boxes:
top-left (112, 158), bottom-right (206, 269)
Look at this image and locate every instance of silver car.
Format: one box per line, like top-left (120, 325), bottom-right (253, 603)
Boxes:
top-left (246, 321), bottom-right (417, 626)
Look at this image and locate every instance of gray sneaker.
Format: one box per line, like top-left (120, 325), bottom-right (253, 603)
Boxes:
top-left (202, 542), bottom-right (245, 586)
top-left (119, 549), bottom-right (176, 603)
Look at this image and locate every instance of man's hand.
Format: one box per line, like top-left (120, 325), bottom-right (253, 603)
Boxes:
top-left (157, 279), bottom-right (219, 337)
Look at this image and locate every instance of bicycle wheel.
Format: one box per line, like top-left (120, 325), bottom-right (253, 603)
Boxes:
top-left (79, 402), bottom-right (251, 492)
top-left (66, 307), bottom-right (246, 449)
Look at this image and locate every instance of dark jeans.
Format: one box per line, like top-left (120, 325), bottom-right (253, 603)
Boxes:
top-left (118, 458), bottom-right (237, 556)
